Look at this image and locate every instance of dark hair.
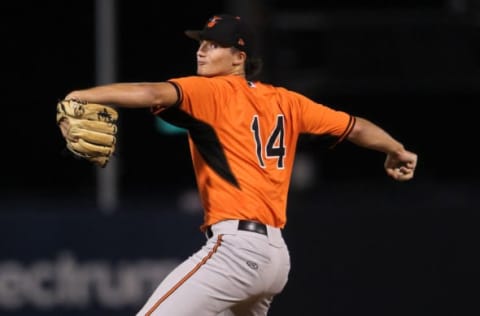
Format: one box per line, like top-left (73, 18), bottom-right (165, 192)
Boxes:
top-left (245, 57), bottom-right (263, 80)
top-left (230, 46), bottom-right (263, 80)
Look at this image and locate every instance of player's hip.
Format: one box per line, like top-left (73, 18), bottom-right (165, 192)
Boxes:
top-left (201, 219), bottom-right (290, 294)
top-left (205, 219), bottom-right (285, 246)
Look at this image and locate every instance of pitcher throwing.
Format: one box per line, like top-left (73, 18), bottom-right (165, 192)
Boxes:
top-left (58, 13), bottom-right (417, 316)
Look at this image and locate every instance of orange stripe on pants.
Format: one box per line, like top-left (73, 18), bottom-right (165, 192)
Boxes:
top-left (145, 234), bottom-right (224, 316)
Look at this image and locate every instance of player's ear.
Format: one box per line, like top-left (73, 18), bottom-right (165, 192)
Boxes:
top-left (232, 49), bottom-right (246, 66)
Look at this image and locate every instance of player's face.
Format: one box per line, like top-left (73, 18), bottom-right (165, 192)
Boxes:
top-left (196, 40), bottom-right (245, 77)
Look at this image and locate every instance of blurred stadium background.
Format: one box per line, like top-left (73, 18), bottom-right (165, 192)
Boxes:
top-left (0, 1), bottom-right (477, 315)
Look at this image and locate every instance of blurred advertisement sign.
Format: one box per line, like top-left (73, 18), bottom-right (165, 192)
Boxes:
top-left (0, 210), bottom-right (203, 315)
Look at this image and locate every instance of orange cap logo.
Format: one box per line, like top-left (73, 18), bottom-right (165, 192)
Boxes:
top-left (207, 16), bottom-right (222, 28)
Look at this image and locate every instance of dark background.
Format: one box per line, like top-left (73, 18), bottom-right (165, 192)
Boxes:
top-left (1, 0), bottom-right (478, 196)
top-left (0, 1), bottom-right (478, 315)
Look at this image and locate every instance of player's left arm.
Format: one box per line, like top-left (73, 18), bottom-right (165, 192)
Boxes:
top-left (347, 116), bottom-right (418, 181)
top-left (64, 82), bottom-right (179, 110)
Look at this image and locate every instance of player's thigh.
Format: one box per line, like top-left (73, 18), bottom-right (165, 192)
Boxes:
top-left (137, 240), bottom-right (236, 315)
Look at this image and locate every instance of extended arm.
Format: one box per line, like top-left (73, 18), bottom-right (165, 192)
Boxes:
top-left (64, 82), bottom-right (179, 109)
top-left (58, 82), bottom-right (179, 146)
top-left (347, 116), bottom-right (418, 181)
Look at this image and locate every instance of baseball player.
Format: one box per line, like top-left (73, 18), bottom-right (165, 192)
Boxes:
top-left (59, 13), bottom-right (418, 316)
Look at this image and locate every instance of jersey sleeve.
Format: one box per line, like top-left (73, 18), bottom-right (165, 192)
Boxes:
top-left (291, 90), bottom-right (355, 146)
top-left (164, 76), bottom-right (224, 122)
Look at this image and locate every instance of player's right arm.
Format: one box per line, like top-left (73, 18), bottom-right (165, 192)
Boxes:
top-left (347, 116), bottom-right (417, 181)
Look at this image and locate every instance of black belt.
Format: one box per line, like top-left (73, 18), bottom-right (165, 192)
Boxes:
top-left (206, 220), bottom-right (268, 239)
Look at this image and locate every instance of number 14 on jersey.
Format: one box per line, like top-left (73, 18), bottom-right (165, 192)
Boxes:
top-left (251, 115), bottom-right (286, 169)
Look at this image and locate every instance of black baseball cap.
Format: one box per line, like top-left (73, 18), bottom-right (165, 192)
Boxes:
top-left (185, 14), bottom-right (255, 56)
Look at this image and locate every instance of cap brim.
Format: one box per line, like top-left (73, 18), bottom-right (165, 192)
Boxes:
top-left (185, 30), bottom-right (202, 41)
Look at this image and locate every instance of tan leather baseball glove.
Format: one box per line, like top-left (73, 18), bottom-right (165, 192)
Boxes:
top-left (56, 99), bottom-right (118, 167)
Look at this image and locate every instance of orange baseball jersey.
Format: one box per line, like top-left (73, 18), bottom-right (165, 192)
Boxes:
top-left (153, 75), bottom-right (355, 231)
